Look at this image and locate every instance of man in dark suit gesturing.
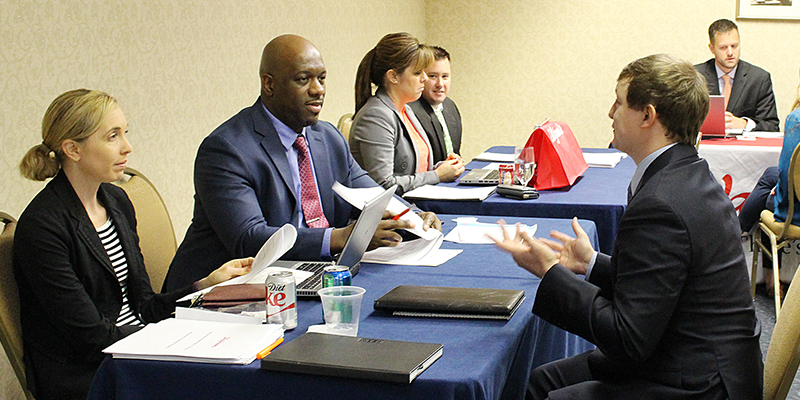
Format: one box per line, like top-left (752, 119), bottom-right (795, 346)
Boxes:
top-left (695, 18), bottom-right (779, 132)
top-left (493, 54), bottom-right (762, 399)
top-left (409, 46), bottom-right (463, 165)
top-left (163, 35), bottom-right (439, 291)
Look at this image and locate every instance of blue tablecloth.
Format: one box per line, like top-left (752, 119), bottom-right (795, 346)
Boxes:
top-left (88, 215), bottom-right (598, 400)
top-left (412, 146), bottom-right (635, 254)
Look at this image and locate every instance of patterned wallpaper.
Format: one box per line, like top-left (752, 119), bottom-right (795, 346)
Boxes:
top-left (0, 0), bottom-right (426, 241)
top-left (2, 0), bottom-right (800, 244)
top-left (425, 0), bottom-right (800, 160)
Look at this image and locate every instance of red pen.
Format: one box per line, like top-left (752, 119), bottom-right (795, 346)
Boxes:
top-left (392, 208), bottom-right (411, 221)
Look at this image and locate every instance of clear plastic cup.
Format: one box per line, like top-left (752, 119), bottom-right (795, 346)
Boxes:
top-left (317, 286), bottom-right (366, 337)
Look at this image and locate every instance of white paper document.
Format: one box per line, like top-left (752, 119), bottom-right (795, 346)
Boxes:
top-left (362, 235), bottom-right (461, 266)
top-left (175, 307), bottom-right (263, 325)
top-left (332, 182), bottom-right (441, 241)
top-left (582, 152), bottom-right (628, 168)
top-left (473, 152), bottom-right (515, 163)
top-left (402, 185), bottom-right (496, 201)
top-left (444, 217), bottom-right (538, 244)
top-left (103, 318), bottom-right (284, 364)
top-left (178, 224), bottom-right (302, 302)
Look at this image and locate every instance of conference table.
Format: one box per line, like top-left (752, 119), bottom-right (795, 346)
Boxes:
top-left (698, 136), bottom-right (782, 212)
top-left (413, 146), bottom-right (634, 254)
top-left (88, 215), bottom-right (598, 400)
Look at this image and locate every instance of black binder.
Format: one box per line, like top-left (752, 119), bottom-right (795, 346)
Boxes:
top-left (373, 285), bottom-right (525, 320)
top-left (260, 333), bottom-right (443, 384)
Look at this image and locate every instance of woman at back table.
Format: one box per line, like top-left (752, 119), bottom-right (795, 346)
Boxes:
top-left (349, 32), bottom-right (465, 195)
top-left (738, 67), bottom-right (800, 297)
top-left (14, 89), bottom-right (253, 400)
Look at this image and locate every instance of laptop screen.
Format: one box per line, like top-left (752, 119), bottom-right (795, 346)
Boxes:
top-left (700, 95), bottom-right (725, 137)
top-left (336, 184), bottom-right (396, 268)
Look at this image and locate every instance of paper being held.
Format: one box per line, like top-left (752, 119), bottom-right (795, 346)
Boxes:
top-left (332, 182), bottom-right (441, 241)
top-left (177, 224), bottom-right (303, 302)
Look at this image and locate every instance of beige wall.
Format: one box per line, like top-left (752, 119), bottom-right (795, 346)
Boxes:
top-left (2, 0), bottom-right (800, 246)
top-left (0, 0), bottom-right (426, 242)
top-left (426, 0), bottom-right (800, 160)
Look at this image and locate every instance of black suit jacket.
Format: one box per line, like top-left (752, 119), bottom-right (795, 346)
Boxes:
top-left (13, 171), bottom-right (193, 400)
top-left (409, 97), bottom-right (462, 164)
top-left (695, 58), bottom-right (780, 132)
top-left (533, 144), bottom-right (763, 399)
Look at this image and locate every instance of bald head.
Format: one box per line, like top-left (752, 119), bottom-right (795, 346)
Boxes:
top-left (259, 35), bottom-right (327, 132)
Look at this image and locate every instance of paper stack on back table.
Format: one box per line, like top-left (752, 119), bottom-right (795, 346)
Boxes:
top-left (102, 318), bottom-right (283, 364)
top-left (333, 183), bottom-right (458, 266)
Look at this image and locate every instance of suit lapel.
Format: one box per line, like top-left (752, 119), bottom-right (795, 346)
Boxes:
top-left (51, 172), bottom-right (117, 277)
top-left (728, 61), bottom-right (748, 113)
top-left (253, 100), bottom-right (299, 204)
top-left (376, 89), bottom-right (419, 165)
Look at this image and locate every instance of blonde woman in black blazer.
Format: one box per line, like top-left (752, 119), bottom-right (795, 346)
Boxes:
top-left (14, 89), bottom-right (252, 400)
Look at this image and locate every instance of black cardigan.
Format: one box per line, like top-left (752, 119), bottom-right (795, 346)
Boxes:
top-left (13, 170), bottom-right (193, 399)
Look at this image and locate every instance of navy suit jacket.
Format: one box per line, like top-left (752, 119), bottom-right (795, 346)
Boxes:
top-left (164, 99), bottom-right (377, 291)
top-left (533, 144), bottom-right (763, 399)
top-left (409, 97), bottom-right (462, 164)
top-left (695, 58), bottom-right (780, 132)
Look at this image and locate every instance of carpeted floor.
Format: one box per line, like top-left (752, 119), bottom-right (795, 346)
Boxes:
top-left (754, 284), bottom-right (800, 399)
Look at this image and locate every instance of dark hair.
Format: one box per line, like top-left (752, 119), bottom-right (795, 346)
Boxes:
top-left (354, 32), bottom-right (433, 114)
top-left (431, 46), bottom-right (450, 62)
top-left (618, 54), bottom-right (709, 145)
top-left (708, 19), bottom-right (738, 44)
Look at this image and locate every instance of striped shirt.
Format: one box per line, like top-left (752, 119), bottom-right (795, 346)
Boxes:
top-left (97, 218), bottom-right (144, 327)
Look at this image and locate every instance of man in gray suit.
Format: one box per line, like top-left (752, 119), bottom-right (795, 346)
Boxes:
top-left (409, 46), bottom-right (463, 164)
top-left (695, 18), bottom-right (779, 132)
top-left (493, 54), bottom-right (762, 399)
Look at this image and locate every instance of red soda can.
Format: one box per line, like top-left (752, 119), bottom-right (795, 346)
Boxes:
top-left (266, 271), bottom-right (297, 330)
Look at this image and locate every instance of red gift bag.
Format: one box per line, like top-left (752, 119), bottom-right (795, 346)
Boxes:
top-left (523, 121), bottom-right (587, 190)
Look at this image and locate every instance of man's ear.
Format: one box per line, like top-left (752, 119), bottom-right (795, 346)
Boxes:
top-left (641, 104), bottom-right (657, 129)
top-left (61, 139), bottom-right (81, 162)
top-left (261, 73), bottom-right (274, 97)
top-left (708, 42), bottom-right (714, 55)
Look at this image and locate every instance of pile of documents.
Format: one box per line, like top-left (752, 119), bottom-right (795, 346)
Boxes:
top-left (103, 318), bottom-right (283, 364)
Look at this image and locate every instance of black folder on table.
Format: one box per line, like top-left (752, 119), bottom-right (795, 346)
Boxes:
top-left (260, 332), bottom-right (442, 384)
top-left (373, 285), bottom-right (526, 320)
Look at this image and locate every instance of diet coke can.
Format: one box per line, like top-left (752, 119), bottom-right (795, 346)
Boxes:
top-left (266, 271), bottom-right (297, 330)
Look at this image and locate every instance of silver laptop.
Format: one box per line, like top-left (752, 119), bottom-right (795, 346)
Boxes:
top-left (700, 95), bottom-right (726, 138)
top-left (459, 169), bottom-right (500, 186)
top-left (273, 184), bottom-right (396, 297)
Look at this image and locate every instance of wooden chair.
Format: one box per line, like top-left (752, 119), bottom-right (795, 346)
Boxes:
top-left (763, 265), bottom-right (800, 400)
top-left (752, 142), bottom-right (800, 318)
top-left (113, 168), bottom-right (176, 292)
top-left (0, 212), bottom-right (34, 399)
top-left (337, 113), bottom-right (354, 141)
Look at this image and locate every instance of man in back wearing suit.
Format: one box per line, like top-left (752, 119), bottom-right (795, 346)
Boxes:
top-left (695, 18), bottom-right (779, 132)
top-left (409, 46), bottom-right (463, 165)
top-left (162, 35), bottom-right (439, 291)
top-left (493, 54), bottom-right (762, 399)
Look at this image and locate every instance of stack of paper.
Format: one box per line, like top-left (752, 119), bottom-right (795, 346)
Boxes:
top-left (582, 152), bottom-right (627, 168)
top-left (473, 152), bottom-right (515, 162)
top-left (103, 318), bottom-right (283, 364)
top-left (401, 185), bottom-right (496, 201)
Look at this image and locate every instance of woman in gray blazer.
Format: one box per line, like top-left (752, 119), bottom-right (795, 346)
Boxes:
top-left (349, 32), bottom-right (464, 195)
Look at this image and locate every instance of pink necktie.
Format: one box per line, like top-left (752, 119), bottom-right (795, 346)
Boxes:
top-left (293, 135), bottom-right (329, 228)
top-left (722, 74), bottom-right (731, 110)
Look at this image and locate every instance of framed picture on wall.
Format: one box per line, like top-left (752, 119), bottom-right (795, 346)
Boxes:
top-left (737, 0), bottom-right (800, 19)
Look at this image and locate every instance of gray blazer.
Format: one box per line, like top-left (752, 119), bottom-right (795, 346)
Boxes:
top-left (349, 88), bottom-right (439, 195)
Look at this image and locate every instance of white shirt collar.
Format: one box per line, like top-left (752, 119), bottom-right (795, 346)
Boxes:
top-left (629, 143), bottom-right (677, 196)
